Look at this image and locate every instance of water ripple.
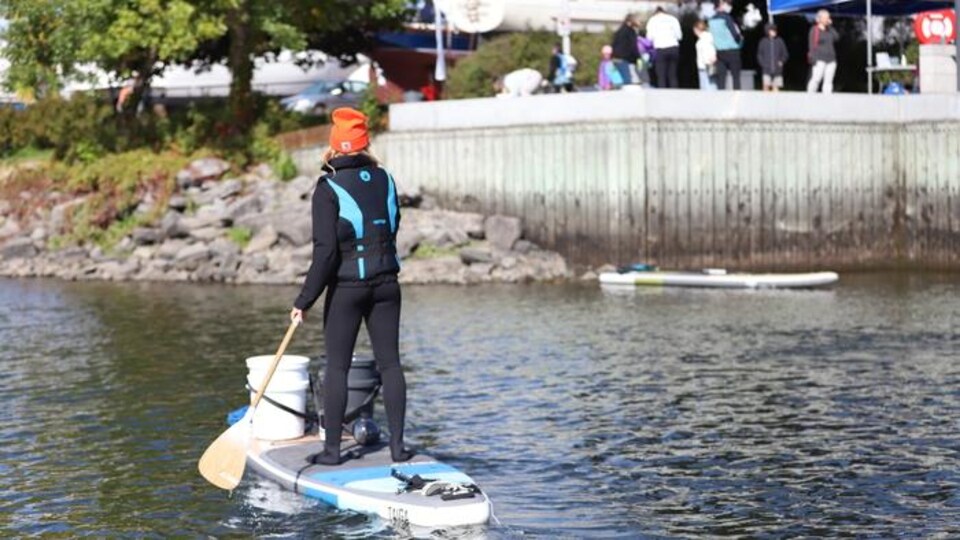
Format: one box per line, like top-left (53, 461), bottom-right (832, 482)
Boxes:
top-left (1, 275), bottom-right (959, 537)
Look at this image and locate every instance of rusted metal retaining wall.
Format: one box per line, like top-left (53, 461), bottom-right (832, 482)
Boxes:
top-left (375, 92), bottom-right (960, 270)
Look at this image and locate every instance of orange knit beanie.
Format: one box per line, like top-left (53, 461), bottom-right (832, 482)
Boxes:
top-left (329, 107), bottom-right (369, 153)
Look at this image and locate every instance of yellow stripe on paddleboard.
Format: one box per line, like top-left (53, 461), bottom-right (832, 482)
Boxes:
top-left (632, 274), bottom-right (666, 286)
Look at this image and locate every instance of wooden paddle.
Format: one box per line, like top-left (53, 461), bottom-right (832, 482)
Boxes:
top-left (198, 319), bottom-right (300, 490)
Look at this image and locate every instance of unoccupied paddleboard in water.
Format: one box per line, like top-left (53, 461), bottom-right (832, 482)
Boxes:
top-left (246, 435), bottom-right (491, 528)
top-left (598, 270), bottom-right (839, 289)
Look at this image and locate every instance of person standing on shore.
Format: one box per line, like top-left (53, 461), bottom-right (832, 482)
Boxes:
top-left (548, 42), bottom-right (576, 93)
top-left (290, 107), bottom-right (413, 466)
top-left (694, 20), bottom-right (718, 91)
top-left (807, 9), bottom-right (839, 93)
top-left (646, 7), bottom-right (682, 89)
top-left (757, 23), bottom-right (789, 91)
top-left (611, 13), bottom-right (641, 84)
top-left (708, 0), bottom-right (744, 89)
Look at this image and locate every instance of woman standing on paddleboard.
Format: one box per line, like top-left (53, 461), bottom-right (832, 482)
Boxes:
top-left (290, 108), bottom-right (413, 465)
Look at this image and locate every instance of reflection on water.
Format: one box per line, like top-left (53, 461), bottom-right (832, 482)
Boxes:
top-left (0, 275), bottom-right (958, 537)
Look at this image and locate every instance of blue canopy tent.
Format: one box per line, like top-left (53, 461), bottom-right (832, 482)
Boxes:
top-left (769, 0), bottom-right (959, 91)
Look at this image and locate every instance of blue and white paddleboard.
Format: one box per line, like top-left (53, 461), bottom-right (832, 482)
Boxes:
top-left (247, 435), bottom-right (491, 528)
top-left (600, 269), bottom-right (839, 289)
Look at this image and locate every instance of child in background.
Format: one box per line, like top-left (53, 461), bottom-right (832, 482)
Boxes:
top-left (757, 23), bottom-right (789, 91)
top-left (694, 20), bottom-right (718, 91)
top-left (598, 45), bottom-right (624, 90)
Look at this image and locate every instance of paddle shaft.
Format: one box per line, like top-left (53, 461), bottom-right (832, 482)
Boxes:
top-left (250, 320), bottom-right (299, 410)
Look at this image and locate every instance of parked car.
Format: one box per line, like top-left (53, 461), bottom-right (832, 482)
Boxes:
top-left (280, 79), bottom-right (368, 115)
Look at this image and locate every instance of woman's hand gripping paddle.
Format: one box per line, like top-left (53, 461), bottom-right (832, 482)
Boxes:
top-left (198, 318), bottom-right (300, 490)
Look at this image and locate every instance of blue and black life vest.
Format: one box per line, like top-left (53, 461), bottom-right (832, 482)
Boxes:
top-left (322, 154), bottom-right (400, 283)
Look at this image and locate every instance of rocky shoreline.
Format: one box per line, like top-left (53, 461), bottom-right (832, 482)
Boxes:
top-left (0, 158), bottom-right (571, 285)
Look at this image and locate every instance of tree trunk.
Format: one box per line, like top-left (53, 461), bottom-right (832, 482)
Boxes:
top-left (226, 3), bottom-right (255, 136)
top-left (122, 51), bottom-right (156, 118)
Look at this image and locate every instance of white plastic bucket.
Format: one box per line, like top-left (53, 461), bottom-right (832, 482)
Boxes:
top-left (245, 355), bottom-right (311, 441)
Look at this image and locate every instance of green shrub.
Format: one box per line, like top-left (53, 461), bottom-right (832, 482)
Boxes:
top-left (445, 31), bottom-right (614, 99)
top-left (411, 242), bottom-right (459, 259)
top-left (359, 86), bottom-right (388, 133)
top-left (0, 93), bottom-right (320, 164)
top-left (227, 226), bottom-right (253, 248)
top-left (248, 122), bottom-right (297, 180)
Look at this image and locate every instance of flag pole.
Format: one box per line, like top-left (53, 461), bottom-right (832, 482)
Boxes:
top-left (434, 6), bottom-right (447, 98)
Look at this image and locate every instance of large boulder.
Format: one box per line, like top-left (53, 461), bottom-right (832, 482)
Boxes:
top-left (442, 211), bottom-right (485, 239)
top-left (189, 226), bottom-right (222, 242)
top-left (285, 176), bottom-right (316, 201)
top-left (98, 259), bottom-right (140, 281)
top-left (159, 211), bottom-right (185, 239)
top-left (397, 182), bottom-right (422, 208)
top-left (178, 214), bottom-right (221, 233)
top-left (512, 239), bottom-right (537, 254)
top-left (132, 227), bottom-right (161, 245)
top-left (395, 227), bottom-right (424, 259)
top-left (401, 209), bottom-right (482, 249)
top-left (291, 244), bottom-right (313, 269)
top-left (209, 238), bottom-right (241, 259)
top-left (398, 256), bottom-right (465, 285)
top-left (235, 203), bottom-right (309, 234)
top-left (167, 194), bottom-right (188, 212)
top-left (485, 215), bottom-right (522, 251)
top-left (0, 200), bottom-right (11, 216)
top-left (0, 219), bottom-right (20, 240)
top-left (246, 254), bottom-right (269, 273)
top-left (174, 244), bottom-right (211, 271)
top-left (195, 252), bottom-right (240, 282)
top-left (248, 163), bottom-right (276, 181)
top-left (156, 239), bottom-right (188, 260)
top-left (275, 215), bottom-right (312, 246)
top-left (222, 194), bottom-right (261, 225)
top-left (176, 157), bottom-right (231, 188)
top-left (244, 224), bottom-right (279, 254)
top-left (460, 246), bottom-right (494, 265)
top-left (193, 178), bottom-right (243, 206)
top-left (48, 197), bottom-right (86, 234)
top-left (1, 237), bottom-right (37, 260)
top-left (194, 198), bottom-right (227, 222)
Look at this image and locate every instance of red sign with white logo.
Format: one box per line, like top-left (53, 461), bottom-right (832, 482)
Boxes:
top-left (915, 10), bottom-right (956, 44)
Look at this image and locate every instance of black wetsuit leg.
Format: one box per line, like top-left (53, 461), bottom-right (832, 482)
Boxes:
top-left (364, 281), bottom-right (412, 462)
top-left (315, 283), bottom-right (367, 465)
top-left (315, 280), bottom-right (411, 465)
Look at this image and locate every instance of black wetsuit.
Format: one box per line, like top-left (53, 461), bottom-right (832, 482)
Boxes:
top-left (293, 153), bottom-right (412, 464)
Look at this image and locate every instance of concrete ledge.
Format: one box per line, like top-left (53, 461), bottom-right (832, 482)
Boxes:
top-left (389, 90), bottom-right (960, 131)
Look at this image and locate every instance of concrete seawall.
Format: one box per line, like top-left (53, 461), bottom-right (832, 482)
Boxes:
top-left (374, 91), bottom-right (960, 270)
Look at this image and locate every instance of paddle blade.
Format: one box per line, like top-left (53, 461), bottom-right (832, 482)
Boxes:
top-left (198, 413), bottom-right (252, 490)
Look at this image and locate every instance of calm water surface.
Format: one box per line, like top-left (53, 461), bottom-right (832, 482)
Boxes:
top-left (1, 275), bottom-right (958, 538)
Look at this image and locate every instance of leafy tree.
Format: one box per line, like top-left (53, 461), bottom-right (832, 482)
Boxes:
top-left (1, 0), bottom-right (224, 109)
top-left (193, 0), bottom-right (408, 135)
top-left (0, 0), bottom-right (86, 98)
top-left (2, 0), bottom-right (408, 134)
top-left (81, 0), bottom-right (225, 115)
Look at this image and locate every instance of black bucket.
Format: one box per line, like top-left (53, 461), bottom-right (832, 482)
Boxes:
top-left (346, 357), bottom-right (380, 421)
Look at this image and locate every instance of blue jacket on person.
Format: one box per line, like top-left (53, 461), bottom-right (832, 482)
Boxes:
top-left (709, 12), bottom-right (742, 51)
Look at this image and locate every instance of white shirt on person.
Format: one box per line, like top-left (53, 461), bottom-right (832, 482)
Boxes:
top-left (696, 32), bottom-right (717, 70)
top-left (646, 12), bottom-right (682, 49)
top-left (498, 68), bottom-right (544, 97)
